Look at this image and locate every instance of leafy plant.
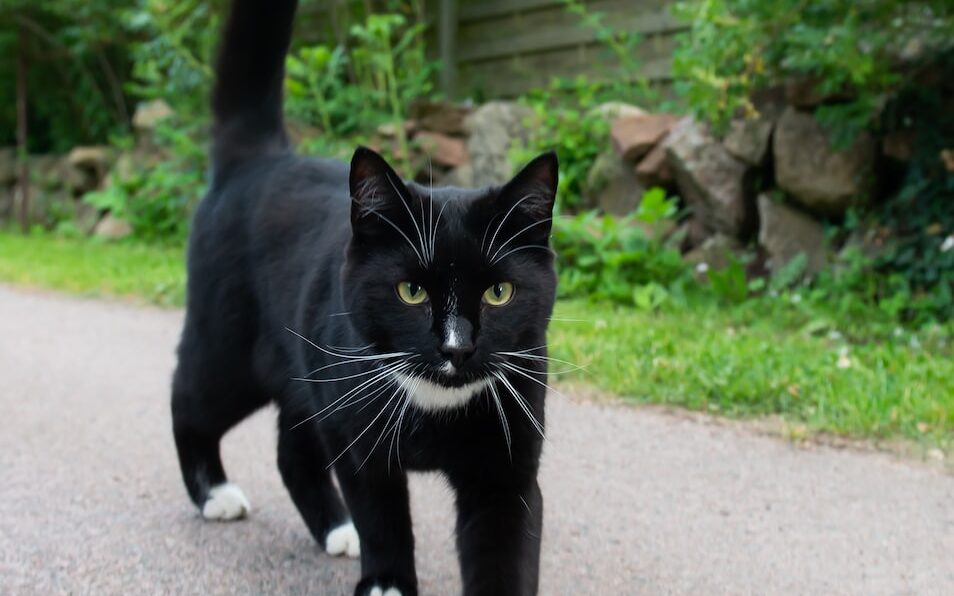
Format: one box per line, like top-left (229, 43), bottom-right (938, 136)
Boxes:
top-left (125, 0), bottom-right (222, 115)
top-left (512, 81), bottom-right (611, 211)
top-left (708, 256), bottom-right (748, 303)
top-left (284, 10), bottom-right (435, 170)
top-left (83, 120), bottom-right (206, 241)
top-left (1, 0), bottom-right (138, 151)
top-left (552, 191), bottom-right (688, 307)
top-left (672, 0), bottom-right (954, 135)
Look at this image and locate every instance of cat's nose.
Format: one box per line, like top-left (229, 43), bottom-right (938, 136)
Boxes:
top-left (441, 315), bottom-right (475, 368)
top-left (441, 342), bottom-right (475, 368)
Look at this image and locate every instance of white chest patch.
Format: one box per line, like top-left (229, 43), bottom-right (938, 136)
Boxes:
top-left (394, 372), bottom-right (490, 411)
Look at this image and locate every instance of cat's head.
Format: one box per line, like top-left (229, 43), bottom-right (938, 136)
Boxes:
top-left (342, 147), bottom-right (558, 411)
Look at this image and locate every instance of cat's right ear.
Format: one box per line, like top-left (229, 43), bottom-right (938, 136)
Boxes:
top-left (349, 146), bottom-right (409, 230)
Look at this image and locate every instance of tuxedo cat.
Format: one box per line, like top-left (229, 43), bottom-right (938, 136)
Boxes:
top-left (171, 1), bottom-right (557, 594)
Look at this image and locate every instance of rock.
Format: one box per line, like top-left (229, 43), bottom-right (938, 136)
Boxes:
top-left (774, 107), bottom-right (875, 216)
top-left (375, 120), bottom-right (416, 138)
top-left (94, 214), bottom-right (133, 240)
top-left (414, 131), bottom-right (468, 168)
top-left (75, 202), bottom-right (101, 235)
top-left (584, 149), bottom-right (644, 216)
top-left (673, 216), bottom-right (712, 253)
top-left (684, 233), bottom-right (742, 272)
top-left (409, 100), bottom-right (471, 136)
top-left (14, 184), bottom-right (73, 227)
top-left (882, 130), bottom-right (917, 161)
top-left (28, 155), bottom-right (66, 191)
top-left (784, 76), bottom-right (852, 108)
top-left (440, 163), bottom-right (474, 187)
top-left (67, 146), bottom-right (112, 170)
top-left (634, 142), bottom-right (673, 188)
top-left (465, 102), bottom-right (536, 187)
top-left (942, 149), bottom-right (954, 172)
top-left (591, 102), bottom-right (648, 123)
top-left (132, 99), bottom-right (174, 130)
top-left (62, 163), bottom-right (98, 195)
top-left (757, 194), bottom-right (827, 276)
top-left (0, 147), bottom-right (16, 185)
top-left (611, 113), bottom-right (680, 162)
top-left (839, 224), bottom-right (890, 262)
top-left (724, 116), bottom-right (774, 166)
top-left (664, 118), bottom-right (754, 238)
top-left (0, 187), bottom-right (13, 221)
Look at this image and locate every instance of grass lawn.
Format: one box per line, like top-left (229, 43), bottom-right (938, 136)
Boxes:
top-left (3, 230), bottom-right (951, 452)
top-left (0, 231), bottom-right (185, 306)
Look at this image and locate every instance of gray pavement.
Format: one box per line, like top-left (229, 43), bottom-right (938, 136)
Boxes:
top-left (0, 285), bottom-right (951, 595)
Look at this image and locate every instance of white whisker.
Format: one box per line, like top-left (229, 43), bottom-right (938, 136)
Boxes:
top-left (431, 199), bottom-right (448, 262)
top-left (493, 370), bottom-right (545, 439)
top-left (497, 360), bottom-right (581, 376)
top-left (491, 244), bottom-right (555, 265)
top-left (498, 361), bottom-right (570, 400)
top-left (285, 327), bottom-right (411, 363)
top-left (385, 171), bottom-right (428, 266)
top-left (365, 206), bottom-right (426, 266)
top-left (290, 361), bottom-right (411, 429)
top-left (488, 380), bottom-right (512, 460)
top-left (486, 194), bottom-right (535, 257)
top-left (329, 379), bottom-right (405, 470)
top-left (489, 217), bottom-right (552, 263)
top-left (495, 350), bottom-right (583, 370)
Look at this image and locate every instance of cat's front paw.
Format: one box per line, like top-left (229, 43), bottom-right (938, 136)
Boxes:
top-left (201, 482), bottom-right (250, 521)
top-left (325, 521), bottom-right (360, 558)
top-left (355, 576), bottom-right (416, 596)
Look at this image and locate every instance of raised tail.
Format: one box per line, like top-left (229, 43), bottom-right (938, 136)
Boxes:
top-left (211, 0), bottom-right (298, 176)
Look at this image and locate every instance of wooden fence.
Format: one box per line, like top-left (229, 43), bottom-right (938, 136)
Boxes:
top-left (299, 0), bottom-right (684, 99)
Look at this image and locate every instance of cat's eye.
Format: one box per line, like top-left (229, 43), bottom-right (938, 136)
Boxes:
top-left (483, 282), bottom-right (514, 306)
top-left (396, 282), bottom-right (428, 305)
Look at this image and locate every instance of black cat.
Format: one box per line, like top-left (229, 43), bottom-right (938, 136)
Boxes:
top-left (171, 1), bottom-right (557, 594)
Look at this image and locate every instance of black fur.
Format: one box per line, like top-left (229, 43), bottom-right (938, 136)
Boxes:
top-left (172, 2), bottom-right (557, 595)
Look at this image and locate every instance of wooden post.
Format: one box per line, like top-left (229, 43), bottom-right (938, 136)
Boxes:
top-left (15, 20), bottom-right (30, 233)
top-left (438, 0), bottom-right (457, 98)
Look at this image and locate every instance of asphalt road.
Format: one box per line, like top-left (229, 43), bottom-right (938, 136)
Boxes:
top-left (1, 285), bottom-right (951, 595)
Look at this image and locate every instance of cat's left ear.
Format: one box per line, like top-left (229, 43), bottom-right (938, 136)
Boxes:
top-left (349, 146), bottom-right (413, 230)
top-left (499, 151), bottom-right (559, 224)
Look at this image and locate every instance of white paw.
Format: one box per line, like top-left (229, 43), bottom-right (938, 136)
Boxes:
top-left (325, 521), bottom-right (361, 558)
top-left (368, 588), bottom-right (402, 596)
top-left (201, 483), bottom-right (250, 521)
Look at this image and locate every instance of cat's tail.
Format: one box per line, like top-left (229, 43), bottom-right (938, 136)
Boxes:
top-left (210, 0), bottom-right (298, 177)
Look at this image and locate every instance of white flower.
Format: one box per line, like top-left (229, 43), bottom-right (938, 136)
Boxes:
top-left (909, 336), bottom-right (921, 349)
top-left (790, 293), bottom-right (802, 304)
top-left (695, 262), bottom-right (709, 274)
top-left (893, 327), bottom-right (904, 338)
top-left (837, 355), bottom-right (852, 369)
top-left (941, 235), bottom-right (954, 253)
top-left (827, 330), bottom-right (843, 341)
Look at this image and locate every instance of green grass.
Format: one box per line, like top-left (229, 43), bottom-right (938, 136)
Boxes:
top-left (2, 230), bottom-right (951, 451)
top-left (0, 230), bottom-right (185, 306)
top-left (549, 299), bottom-right (953, 451)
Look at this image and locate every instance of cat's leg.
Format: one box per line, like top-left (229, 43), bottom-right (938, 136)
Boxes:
top-left (276, 408), bottom-right (356, 558)
top-left (171, 344), bottom-right (268, 521)
top-left (334, 462), bottom-right (417, 596)
top-left (452, 477), bottom-right (543, 596)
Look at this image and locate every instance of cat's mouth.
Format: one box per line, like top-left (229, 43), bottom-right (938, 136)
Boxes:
top-left (435, 362), bottom-right (474, 387)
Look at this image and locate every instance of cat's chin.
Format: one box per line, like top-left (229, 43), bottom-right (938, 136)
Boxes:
top-left (394, 370), bottom-right (492, 411)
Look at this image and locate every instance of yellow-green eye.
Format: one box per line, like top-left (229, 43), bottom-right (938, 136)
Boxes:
top-left (483, 282), bottom-right (514, 306)
top-left (396, 282), bottom-right (428, 305)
